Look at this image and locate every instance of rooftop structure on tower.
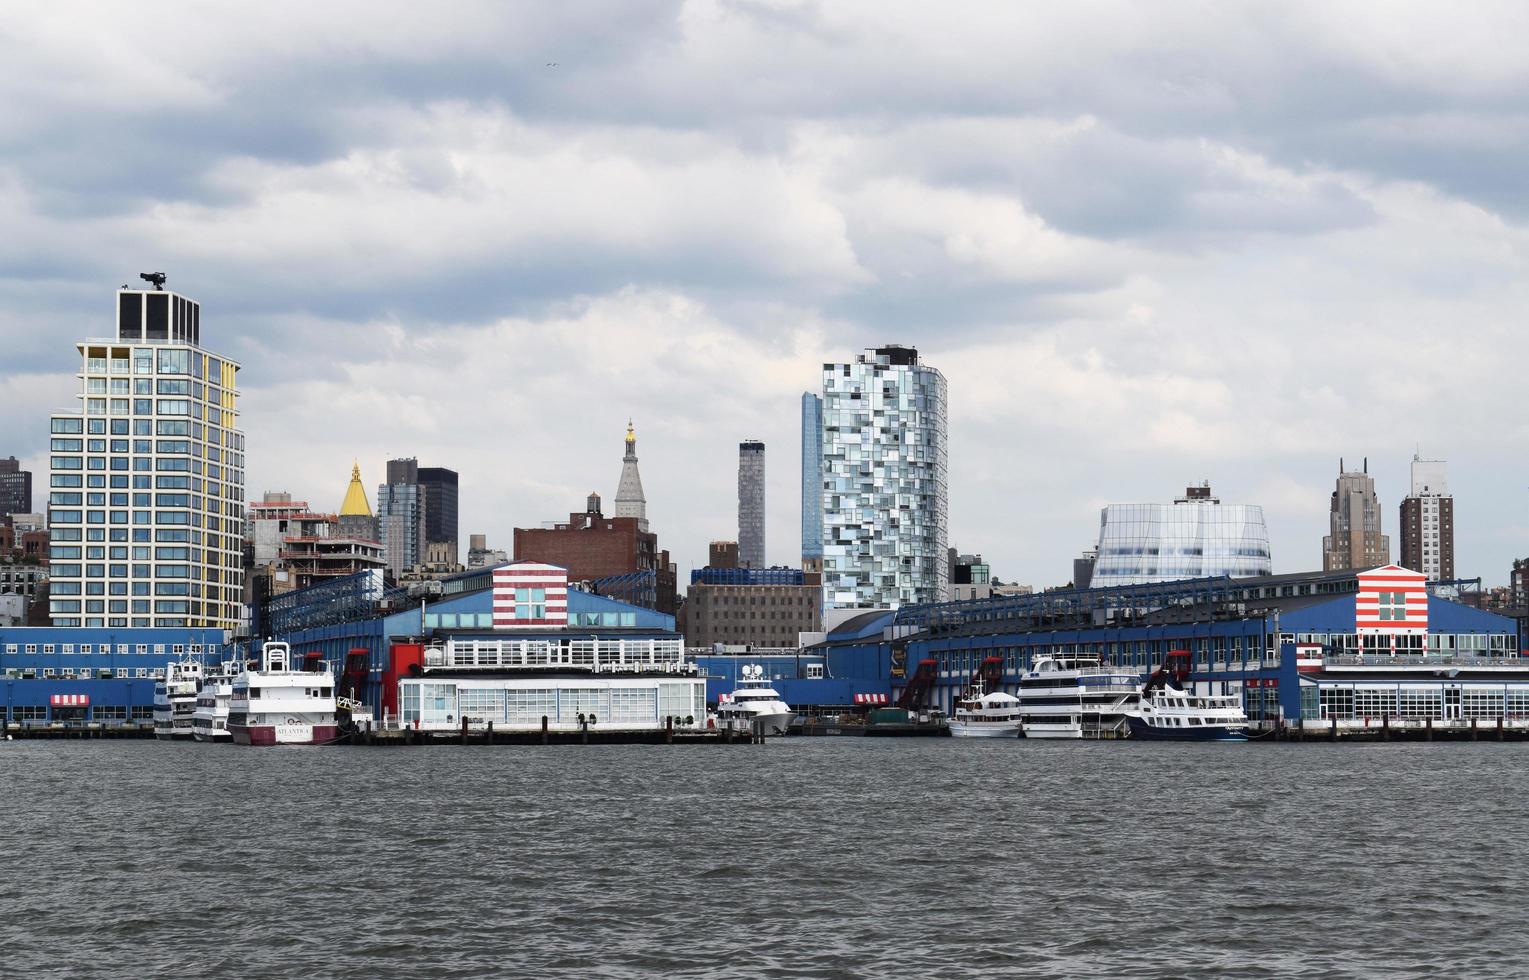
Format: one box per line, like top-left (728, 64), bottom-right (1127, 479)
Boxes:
top-left (338, 462), bottom-right (380, 546)
top-left (614, 420), bottom-right (648, 532)
top-left (340, 462), bottom-right (372, 517)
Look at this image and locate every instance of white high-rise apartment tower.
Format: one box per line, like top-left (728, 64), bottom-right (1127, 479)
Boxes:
top-left (819, 345), bottom-right (948, 609)
top-left (47, 282), bottom-right (245, 630)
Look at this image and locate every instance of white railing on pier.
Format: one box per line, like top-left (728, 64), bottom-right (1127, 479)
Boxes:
top-left (425, 637), bottom-right (691, 674)
top-left (1322, 654), bottom-right (1525, 668)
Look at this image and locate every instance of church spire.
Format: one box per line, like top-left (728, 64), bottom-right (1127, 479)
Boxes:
top-left (340, 460), bottom-right (373, 517)
top-left (614, 420), bottom-right (647, 531)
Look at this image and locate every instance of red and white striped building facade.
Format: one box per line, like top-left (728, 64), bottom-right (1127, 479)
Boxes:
top-left (1355, 565), bottom-right (1429, 639)
top-left (491, 563), bottom-right (570, 629)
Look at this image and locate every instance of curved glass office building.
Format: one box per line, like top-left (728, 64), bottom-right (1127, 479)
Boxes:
top-left (1092, 484), bottom-right (1271, 586)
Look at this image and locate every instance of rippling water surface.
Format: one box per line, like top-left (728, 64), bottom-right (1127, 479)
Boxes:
top-left (2, 738), bottom-right (1525, 978)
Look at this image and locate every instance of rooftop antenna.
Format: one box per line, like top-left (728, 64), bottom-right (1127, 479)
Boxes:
top-left (139, 272), bottom-right (166, 290)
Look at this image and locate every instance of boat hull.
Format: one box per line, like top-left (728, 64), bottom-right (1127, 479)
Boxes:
top-left (1021, 723), bottom-right (1083, 739)
top-left (720, 710), bottom-right (795, 736)
top-left (229, 723), bottom-right (338, 746)
top-left (754, 711), bottom-right (795, 736)
top-left (1126, 716), bottom-right (1247, 741)
top-left (949, 721), bottom-right (1023, 738)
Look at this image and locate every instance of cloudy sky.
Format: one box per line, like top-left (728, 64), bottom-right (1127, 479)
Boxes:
top-left (3, 1), bottom-right (1528, 587)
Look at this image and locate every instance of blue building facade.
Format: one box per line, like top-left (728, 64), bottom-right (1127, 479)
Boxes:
top-left (812, 570), bottom-right (1522, 723)
top-left (0, 625), bottom-right (238, 724)
top-left (690, 567), bottom-right (805, 586)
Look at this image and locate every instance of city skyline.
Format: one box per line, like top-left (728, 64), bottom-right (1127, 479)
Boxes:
top-left (6, 306), bottom-right (1512, 591)
top-left (2, 5), bottom-right (1529, 589)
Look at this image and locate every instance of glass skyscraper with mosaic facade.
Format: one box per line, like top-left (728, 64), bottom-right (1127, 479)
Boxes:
top-left (47, 286), bottom-right (245, 630)
top-left (1091, 484), bottom-right (1271, 587)
top-left (818, 346), bottom-right (948, 610)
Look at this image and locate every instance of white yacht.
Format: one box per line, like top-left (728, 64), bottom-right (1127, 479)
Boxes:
top-left (191, 660), bottom-right (238, 743)
top-left (949, 681), bottom-right (1023, 738)
top-left (228, 641), bottom-right (339, 746)
top-left (715, 664), bottom-right (795, 736)
top-left (153, 659), bottom-right (205, 741)
top-left (1126, 684), bottom-right (1248, 741)
top-left (1016, 655), bottom-right (1139, 739)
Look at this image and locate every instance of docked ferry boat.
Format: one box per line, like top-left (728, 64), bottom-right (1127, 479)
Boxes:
top-left (153, 659), bottom-right (205, 741)
top-left (228, 642), bottom-right (339, 746)
top-left (716, 664), bottom-right (795, 736)
top-left (949, 681), bottom-right (1024, 738)
top-left (1125, 684), bottom-right (1249, 741)
top-left (1016, 655), bottom-right (1139, 739)
top-left (191, 661), bottom-right (238, 743)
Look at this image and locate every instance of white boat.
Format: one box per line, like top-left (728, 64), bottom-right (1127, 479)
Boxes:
top-left (1125, 656), bottom-right (1248, 741)
top-left (191, 661), bottom-right (238, 743)
top-left (715, 664), bottom-right (795, 736)
top-left (153, 659), bottom-right (205, 741)
top-left (949, 680), bottom-right (1023, 738)
top-left (228, 641), bottom-right (339, 747)
top-left (1016, 655), bottom-right (1139, 739)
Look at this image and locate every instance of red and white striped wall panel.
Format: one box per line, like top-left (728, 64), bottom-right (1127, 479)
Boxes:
top-left (491, 563), bottom-right (570, 629)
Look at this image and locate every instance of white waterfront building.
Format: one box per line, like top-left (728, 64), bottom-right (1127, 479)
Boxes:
top-left (398, 636), bottom-right (707, 732)
top-left (47, 284), bottom-right (245, 630)
top-left (819, 345), bottom-right (949, 610)
top-left (1091, 483), bottom-right (1271, 587)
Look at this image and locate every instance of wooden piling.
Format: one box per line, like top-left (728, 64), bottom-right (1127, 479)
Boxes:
top-left (1329, 717), bottom-right (1338, 742)
top-left (1426, 716), bottom-right (1433, 741)
top-left (665, 715), bottom-right (673, 745)
top-left (581, 718), bottom-right (589, 745)
top-left (1471, 717), bottom-right (1479, 741)
top-left (1498, 717), bottom-right (1505, 741)
top-left (541, 715), bottom-right (548, 745)
top-left (486, 720), bottom-right (494, 744)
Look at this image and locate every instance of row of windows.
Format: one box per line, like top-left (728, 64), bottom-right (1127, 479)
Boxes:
top-left (79, 348), bottom-right (223, 378)
top-left (418, 610), bottom-right (640, 629)
top-left (43, 527), bottom-right (224, 545)
top-left (51, 415), bottom-right (244, 450)
top-left (82, 377), bottom-right (216, 397)
top-left (52, 474), bottom-right (229, 491)
top-left (3, 642), bottom-right (204, 655)
top-left (49, 599), bottom-right (193, 614)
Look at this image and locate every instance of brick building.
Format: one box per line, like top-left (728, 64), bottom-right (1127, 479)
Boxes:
top-left (513, 493), bottom-right (677, 614)
top-left (1399, 456), bottom-right (1453, 582)
top-left (683, 566), bottom-right (823, 648)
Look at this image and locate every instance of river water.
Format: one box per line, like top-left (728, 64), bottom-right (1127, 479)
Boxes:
top-left (1, 738), bottom-right (1523, 978)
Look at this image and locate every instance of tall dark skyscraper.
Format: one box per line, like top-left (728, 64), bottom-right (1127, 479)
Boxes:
top-left (738, 441), bottom-right (765, 569)
top-left (418, 466), bottom-right (460, 566)
top-left (0, 456), bottom-right (31, 516)
top-left (377, 458), bottom-right (459, 571)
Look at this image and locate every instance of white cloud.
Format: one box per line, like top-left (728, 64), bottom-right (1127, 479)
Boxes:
top-left (3, 2), bottom-right (1529, 588)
